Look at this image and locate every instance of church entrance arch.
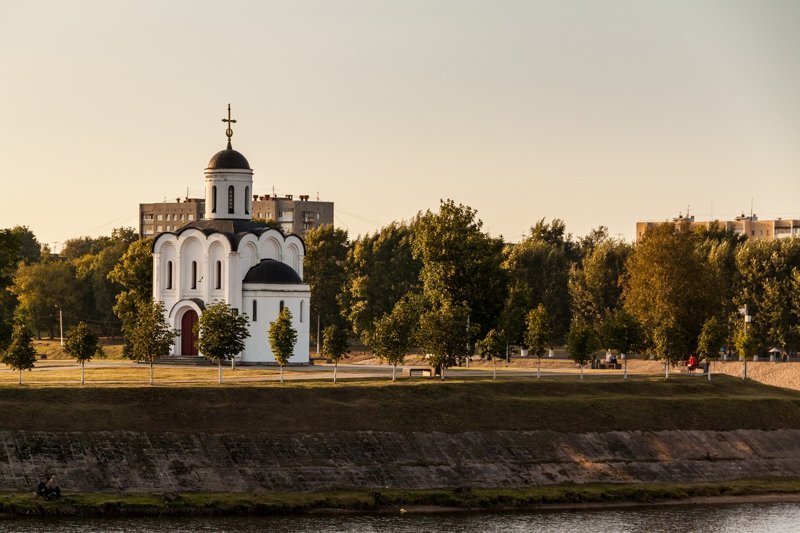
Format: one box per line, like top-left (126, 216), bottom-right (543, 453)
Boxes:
top-left (180, 309), bottom-right (199, 356)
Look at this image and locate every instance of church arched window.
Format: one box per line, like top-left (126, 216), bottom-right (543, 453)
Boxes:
top-left (215, 260), bottom-right (222, 290)
top-left (244, 186), bottom-right (249, 214)
top-left (228, 186), bottom-right (234, 214)
top-left (252, 300), bottom-right (257, 322)
top-left (191, 261), bottom-right (198, 289)
top-left (166, 261), bottom-right (173, 289)
top-left (211, 186), bottom-right (217, 213)
top-left (300, 301), bottom-right (304, 323)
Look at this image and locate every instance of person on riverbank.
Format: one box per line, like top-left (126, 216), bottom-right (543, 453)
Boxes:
top-left (687, 354), bottom-right (698, 372)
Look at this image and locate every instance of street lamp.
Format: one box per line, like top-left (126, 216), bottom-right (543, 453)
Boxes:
top-left (54, 305), bottom-right (64, 347)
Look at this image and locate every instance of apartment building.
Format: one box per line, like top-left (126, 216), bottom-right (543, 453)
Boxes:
top-left (635, 214), bottom-right (800, 242)
top-left (139, 195), bottom-right (333, 238)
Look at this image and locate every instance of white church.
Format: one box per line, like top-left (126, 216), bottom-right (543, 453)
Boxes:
top-left (152, 107), bottom-right (311, 364)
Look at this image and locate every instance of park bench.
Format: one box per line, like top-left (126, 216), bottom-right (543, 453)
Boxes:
top-left (403, 367), bottom-right (433, 378)
top-left (596, 361), bottom-right (622, 370)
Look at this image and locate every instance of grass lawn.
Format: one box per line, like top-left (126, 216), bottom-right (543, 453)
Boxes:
top-left (0, 375), bottom-right (798, 434)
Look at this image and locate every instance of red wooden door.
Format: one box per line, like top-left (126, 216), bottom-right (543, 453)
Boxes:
top-left (180, 310), bottom-right (199, 355)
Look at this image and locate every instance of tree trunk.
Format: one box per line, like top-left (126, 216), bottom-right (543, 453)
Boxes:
top-left (537, 357), bottom-right (541, 381)
top-left (280, 364), bottom-right (284, 384)
top-left (334, 362), bottom-right (338, 383)
top-left (665, 361), bottom-right (669, 380)
top-left (81, 361), bottom-right (85, 385)
top-left (708, 359), bottom-right (712, 381)
top-left (623, 356), bottom-right (628, 380)
top-left (743, 359), bottom-right (747, 381)
top-left (231, 357), bottom-right (236, 370)
top-left (580, 364), bottom-right (584, 380)
top-left (392, 363), bottom-right (397, 382)
top-left (440, 366), bottom-right (445, 381)
top-left (18, 368), bottom-right (22, 385)
top-left (150, 362), bottom-right (154, 385)
top-left (218, 361), bottom-right (222, 384)
top-left (493, 356), bottom-right (497, 380)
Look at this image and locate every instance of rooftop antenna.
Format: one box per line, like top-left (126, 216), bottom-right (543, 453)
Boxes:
top-left (750, 197), bottom-right (754, 218)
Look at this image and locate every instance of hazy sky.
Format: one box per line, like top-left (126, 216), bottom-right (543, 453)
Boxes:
top-left (2, 1), bottom-right (799, 248)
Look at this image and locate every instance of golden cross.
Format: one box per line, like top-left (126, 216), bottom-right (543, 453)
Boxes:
top-left (221, 104), bottom-right (237, 147)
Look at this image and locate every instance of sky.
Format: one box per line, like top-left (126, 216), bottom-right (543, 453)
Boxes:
top-left (2, 0), bottom-right (800, 249)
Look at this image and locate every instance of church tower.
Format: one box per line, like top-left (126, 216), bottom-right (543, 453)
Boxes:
top-left (204, 104), bottom-right (254, 220)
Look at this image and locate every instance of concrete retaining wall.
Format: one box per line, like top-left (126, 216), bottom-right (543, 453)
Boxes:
top-left (3, 429), bottom-right (799, 493)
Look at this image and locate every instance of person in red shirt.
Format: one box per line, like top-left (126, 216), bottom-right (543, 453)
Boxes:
top-left (687, 354), bottom-right (699, 372)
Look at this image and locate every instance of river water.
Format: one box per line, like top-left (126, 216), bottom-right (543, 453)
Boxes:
top-left (1, 502), bottom-right (799, 532)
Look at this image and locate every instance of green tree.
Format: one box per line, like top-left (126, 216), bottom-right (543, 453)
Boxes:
top-left (304, 225), bottom-right (350, 349)
top-left (569, 238), bottom-right (631, 325)
top-left (623, 222), bottom-right (716, 372)
top-left (697, 315), bottom-right (726, 381)
top-left (502, 219), bottom-right (572, 346)
top-left (12, 260), bottom-right (84, 339)
top-left (597, 308), bottom-right (643, 379)
top-left (416, 300), bottom-right (470, 380)
top-left (322, 324), bottom-right (350, 383)
top-left (372, 295), bottom-right (420, 381)
top-left (475, 328), bottom-right (505, 380)
top-left (108, 238), bottom-right (154, 357)
top-left (343, 222), bottom-right (421, 345)
top-left (413, 200), bottom-right (506, 341)
top-left (524, 304), bottom-right (551, 381)
top-left (269, 308), bottom-right (297, 384)
top-left (566, 321), bottom-right (597, 380)
top-left (129, 299), bottom-right (179, 385)
top-left (64, 321), bottom-right (103, 385)
top-left (735, 327), bottom-right (758, 381)
top-left (9, 226), bottom-right (41, 265)
top-left (195, 301), bottom-right (250, 384)
top-left (0, 228), bottom-right (22, 350)
top-left (2, 320), bottom-right (37, 384)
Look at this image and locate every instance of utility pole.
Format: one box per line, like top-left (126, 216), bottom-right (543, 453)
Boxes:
top-left (54, 305), bottom-right (64, 347)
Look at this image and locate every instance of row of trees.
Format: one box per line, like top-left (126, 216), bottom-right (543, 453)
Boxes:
top-left (3, 200), bottom-right (799, 381)
top-left (305, 201), bottom-right (797, 377)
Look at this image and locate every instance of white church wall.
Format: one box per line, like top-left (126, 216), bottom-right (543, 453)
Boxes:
top-left (241, 285), bottom-right (310, 364)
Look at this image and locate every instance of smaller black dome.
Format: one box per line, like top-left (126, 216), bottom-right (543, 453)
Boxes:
top-left (244, 259), bottom-right (303, 284)
top-left (207, 147), bottom-right (251, 170)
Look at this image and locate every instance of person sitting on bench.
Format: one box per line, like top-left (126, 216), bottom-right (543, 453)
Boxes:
top-left (686, 354), bottom-right (699, 372)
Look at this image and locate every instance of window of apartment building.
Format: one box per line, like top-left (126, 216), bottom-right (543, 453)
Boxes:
top-left (215, 260), bottom-right (222, 290)
top-left (228, 186), bottom-right (234, 214)
top-left (191, 261), bottom-right (198, 289)
top-left (188, 214), bottom-right (194, 221)
top-left (180, 214), bottom-right (185, 220)
top-left (252, 300), bottom-right (257, 322)
top-left (166, 261), bottom-right (173, 289)
top-left (157, 225), bottom-right (163, 232)
top-left (244, 186), bottom-right (249, 214)
top-left (157, 214), bottom-right (163, 220)
top-left (212, 186), bottom-right (217, 213)
top-left (144, 229), bottom-right (154, 235)
top-left (144, 214), bottom-right (154, 220)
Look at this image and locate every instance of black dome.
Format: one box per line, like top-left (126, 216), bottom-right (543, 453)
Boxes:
top-left (243, 259), bottom-right (303, 284)
top-left (207, 148), bottom-right (251, 170)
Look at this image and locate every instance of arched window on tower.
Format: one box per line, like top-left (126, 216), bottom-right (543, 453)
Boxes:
top-left (166, 261), bottom-right (173, 290)
top-left (215, 260), bottom-right (222, 290)
top-left (191, 261), bottom-right (198, 289)
top-left (300, 300), bottom-right (304, 323)
top-left (211, 186), bottom-right (217, 213)
top-left (252, 300), bottom-right (257, 322)
top-left (244, 186), bottom-right (249, 214)
top-left (228, 186), bottom-right (234, 214)
top-left (279, 300), bottom-right (284, 312)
